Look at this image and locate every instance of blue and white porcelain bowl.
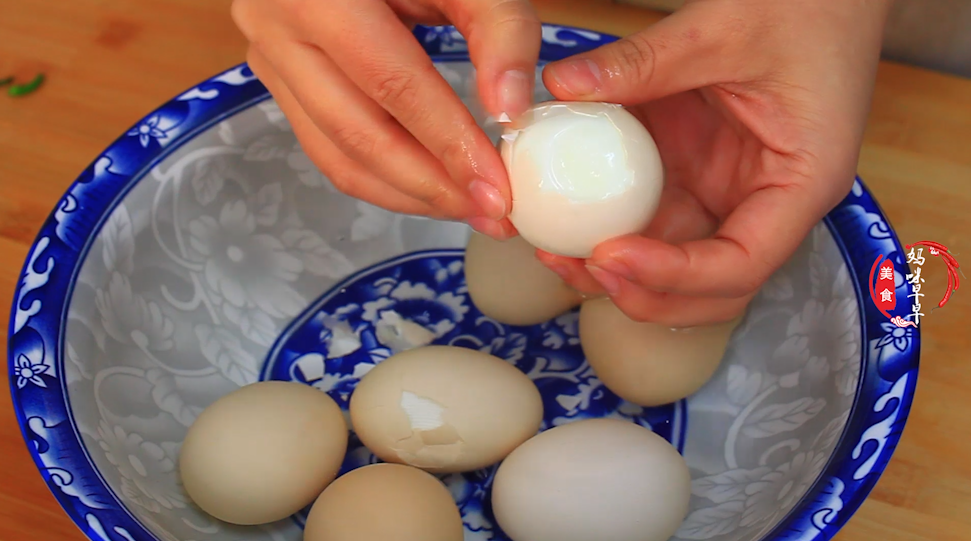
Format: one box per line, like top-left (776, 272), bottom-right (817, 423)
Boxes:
top-left (9, 24), bottom-right (919, 541)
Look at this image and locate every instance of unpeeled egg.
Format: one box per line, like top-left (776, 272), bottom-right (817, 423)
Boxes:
top-left (491, 418), bottom-right (690, 541)
top-left (580, 298), bottom-right (741, 406)
top-left (179, 381), bottom-right (348, 525)
top-left (304, 463), bottom-right (464, 541)
top-left (464, 231), bottom-right (582, 326)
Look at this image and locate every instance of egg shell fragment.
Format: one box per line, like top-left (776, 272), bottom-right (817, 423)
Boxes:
top-left (500, 101), bottom-right (664, 258)
top-left (349, 345), bottom-right (543, 473)
top-left (579, 298), bottom-right (741, 406)
top-left (491, 418), bottom-right (691, 541)
top-left (464, 231), bottom-right (582, 326)
top-left (304, 463), bottom-right (464, 541)
top-left (179, 381), bottom-right (348, 525)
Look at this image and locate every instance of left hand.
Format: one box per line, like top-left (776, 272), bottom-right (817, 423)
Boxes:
top-left (534, 0), bottom-right (891, 327)
top-left (232, 0), bottom-right (542, 238)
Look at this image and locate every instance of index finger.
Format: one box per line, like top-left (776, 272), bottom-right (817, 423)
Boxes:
top-left (290, 0), bottom-right (511, 219)
top-left (588, 182), bottom-right (832, 297)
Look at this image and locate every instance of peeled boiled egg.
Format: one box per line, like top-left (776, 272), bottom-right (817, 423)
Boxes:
top-left (491, 418), bottom-right (690, 541)
top-left (349, 345), bottom-right (543, 473)
top-left (179, 381), bottom-right (348, 525)
top-left (304, 463), bottom-right (463, 541)
top-left (465, 231), bottom-right (582, 326)
top-left (499, 101), bottom-right (663, 258)
top-left (579, 298), bottom-right (741, 406)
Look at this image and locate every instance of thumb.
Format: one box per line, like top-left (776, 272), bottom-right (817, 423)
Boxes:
top-left (543, 3), bottom-right (754, 104)
top-left (442, 0), bottom-right (542, 119)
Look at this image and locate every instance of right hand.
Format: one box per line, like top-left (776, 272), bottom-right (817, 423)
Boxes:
top-left (535, 0), bottom-right (890, 326)
top-left (231, 0), bottom-right (543, 239)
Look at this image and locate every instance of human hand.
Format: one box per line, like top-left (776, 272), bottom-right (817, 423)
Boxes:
top-left (536, 0), bottom-right (891, 327)
top-left (231, 0), bottom-right (542, 238)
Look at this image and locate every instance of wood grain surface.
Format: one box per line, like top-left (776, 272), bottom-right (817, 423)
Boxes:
top-left (0, 1), bottom-right (968, 540)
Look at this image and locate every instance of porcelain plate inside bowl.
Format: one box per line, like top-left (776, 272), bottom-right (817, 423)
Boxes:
top-left (8, 24), bottom-right (919, 541)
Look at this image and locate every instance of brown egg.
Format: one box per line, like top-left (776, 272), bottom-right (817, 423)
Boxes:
top-left (304, 463), bottom-right (464, 541)
top-left (464, 231), bottom-right (582, 326)
top-left (350, 345), bottom-right (543, 473)
top-left (179, 381), bottom-right (348, 525)
top-left (579, 298), bottom-right (741, 406)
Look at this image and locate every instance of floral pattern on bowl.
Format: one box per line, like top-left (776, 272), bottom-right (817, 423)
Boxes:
top-left (8, 24), bottom-right (918, 541)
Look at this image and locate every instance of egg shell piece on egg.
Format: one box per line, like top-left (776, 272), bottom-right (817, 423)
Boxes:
top-left (304, 463), bottom-right (464, 541)
top-left (464, 231), bottom-right (582, 326)
top-left (500, 101), bottom-right (664, 259)
top-left (349, 345), bottom-right (543, 473)
top-left (178, 381), bottom-right (348, 526)
top-left (579, 298), bottom-right (742, 407)
top-left (491, 418), bottom-right (690, 541)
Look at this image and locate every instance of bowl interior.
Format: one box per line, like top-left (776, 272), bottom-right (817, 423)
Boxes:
top-left (0, 30), bottom-right (888, 541)
top-left (52, 60), bottom-right (863, 541)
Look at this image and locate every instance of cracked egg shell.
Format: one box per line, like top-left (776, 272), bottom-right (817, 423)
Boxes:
top-left (500, 101), bottom-right (664, 259)
top-left (349, 345), bottom-right (543, 473)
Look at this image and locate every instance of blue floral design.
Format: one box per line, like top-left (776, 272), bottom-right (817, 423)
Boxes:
top-left (876, 322), bottom-right (912, 353)
top-left (126, 115), bottom-right (168, 147)
top-left (7, 25), bottom-right (920, 541)
top-left (8, 62), bottom-right (273, 541)
top-left (14, 353), bottom-right (50, 389)
top-left (766, 181), bottom-right (922, 541)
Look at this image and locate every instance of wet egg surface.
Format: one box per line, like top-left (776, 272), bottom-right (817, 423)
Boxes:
top-left (499, 101), bottom-right (664, 258)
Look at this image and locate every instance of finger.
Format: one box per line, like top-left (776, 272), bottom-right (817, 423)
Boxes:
top-left (385, 0), bottom-right (447, 25)
top-left (543, 251), bottom-right (752, 326)
top-left (640, 183), bottom-right (721, 245)
top-left (542, 1), bottom-right (760, 104)
top-left (603, 278), bottom-right (752, 327)
top-left (535, 250), bottom-right (603, 295)
top-left (291, 0), bottom-right (512, 220)
top-left (536, 182), bottom-right (719, 292)
top-left (237, 9), bottom-right (481, 221)
top-left (588, 181), bottom-right (827, 297)
top-left (247, 48), bottom-right (443, 217)
top-left (440, 0), bottom-right (542, 119)
top-left (468, 216), bottom-right (518, 241)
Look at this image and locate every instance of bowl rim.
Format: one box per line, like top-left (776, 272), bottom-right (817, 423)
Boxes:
top-left (7, 23), bottom-right (920, 541)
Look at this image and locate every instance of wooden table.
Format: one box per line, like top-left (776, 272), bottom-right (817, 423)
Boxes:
top-left (0, 1), bottom-right (968, 540)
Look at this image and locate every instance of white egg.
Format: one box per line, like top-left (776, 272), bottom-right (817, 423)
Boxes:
top-left (465, 231), bottom-right (583, 326)
top-left (491, 418), bottom-right (690, 541)
top-left (499, 101), bottom-right (663, 258)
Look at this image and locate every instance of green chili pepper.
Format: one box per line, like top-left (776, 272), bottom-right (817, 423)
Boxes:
top-left (0, 76), bottom-right (13, 88)
top-left (8, 73), bottom-right (45, 97)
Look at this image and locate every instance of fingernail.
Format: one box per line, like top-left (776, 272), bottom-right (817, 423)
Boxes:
top-left (497, 69), bottom-right (532, 119)
top-left (586, 265), bottom-right (621, 296)
top-left (592, 258), bottom-right (633, 281)
top-left (469, 180), bottom-right (507, 220)
top-left (468, 217), bottom-right (508, 239)
top-left (547, 58), bottom-right (601, 96)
